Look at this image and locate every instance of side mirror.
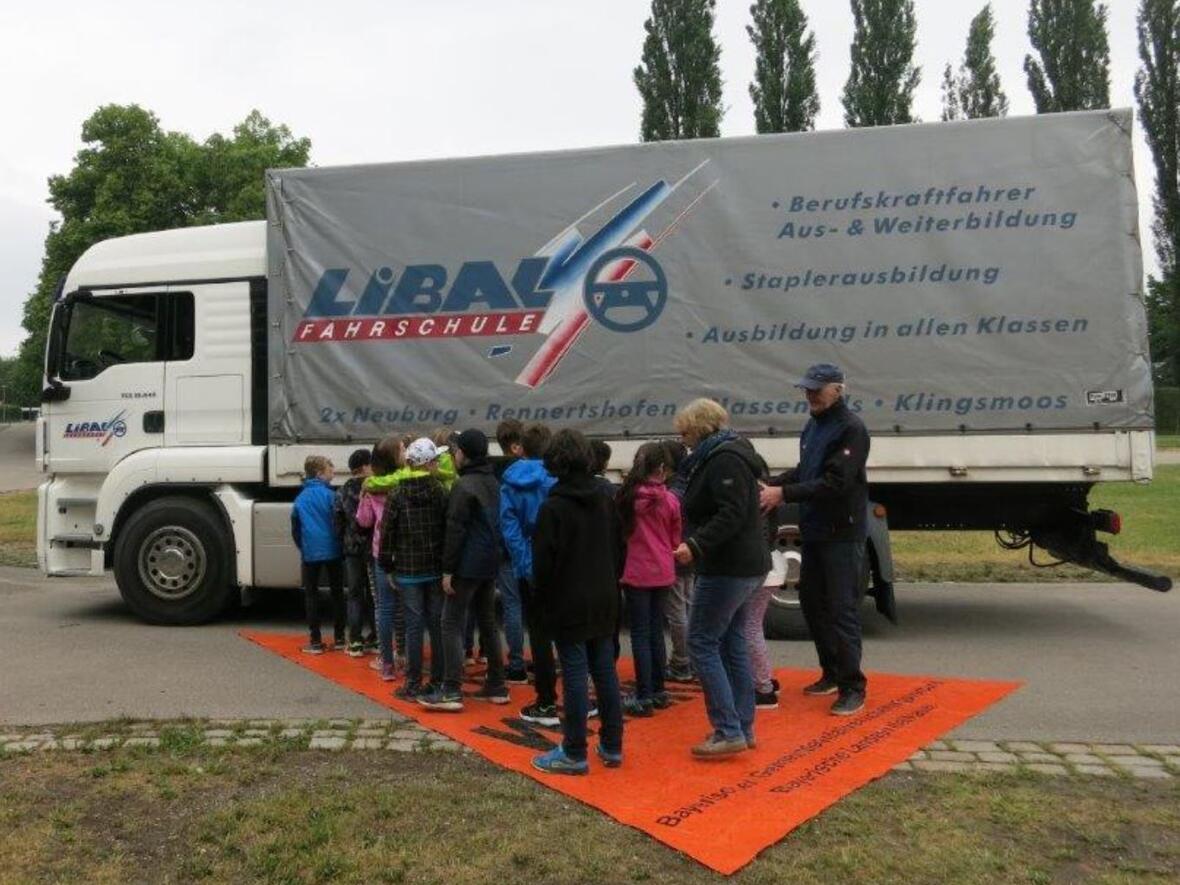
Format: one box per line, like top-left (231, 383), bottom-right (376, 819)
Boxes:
top-left (40, 383), bottom-right (70, 403)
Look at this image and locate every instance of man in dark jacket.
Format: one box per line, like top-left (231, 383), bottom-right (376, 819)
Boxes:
top-left (760, 363), bottom-right (870, 716)
top-left (419, 430), bottom-right (509, 712)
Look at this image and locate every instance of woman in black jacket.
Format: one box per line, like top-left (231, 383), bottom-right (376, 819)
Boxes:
top-left (530, 429), bottom-right (625, 775)
top-left (673, 399), bottom-right (771, 758)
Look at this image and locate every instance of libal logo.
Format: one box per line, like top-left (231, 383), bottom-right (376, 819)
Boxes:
top-left (292, 160), bottom-right (716, 387)
top-left (63, 410), bottom-right (128, 446)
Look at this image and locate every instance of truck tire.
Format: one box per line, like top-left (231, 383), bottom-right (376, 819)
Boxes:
top-left (112, 496), bottom-right (235, 625)
top-left (763, 543), bottom-right (871, 640)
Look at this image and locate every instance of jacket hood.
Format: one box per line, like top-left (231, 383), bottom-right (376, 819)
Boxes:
top-left (705, 436), bottom-right (765, 478)
top-left (302, 477), bottom-right (333, 489)
top-left (459, 459), bottom-right (493, 476)
top-left (551, 475), bottom-right (599, 506)
top-left (635, 480), bottom-right (667, 511)
top-left (502, 458), bottom-right (552, 490)
top-left (400, 473), bottom-right (441, 502)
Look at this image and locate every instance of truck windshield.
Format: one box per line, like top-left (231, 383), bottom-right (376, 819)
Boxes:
top-left (58, 294), bottom-right (159, 381)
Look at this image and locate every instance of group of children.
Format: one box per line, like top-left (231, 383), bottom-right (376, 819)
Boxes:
top-left (290, 419), bottom-right (781, 775)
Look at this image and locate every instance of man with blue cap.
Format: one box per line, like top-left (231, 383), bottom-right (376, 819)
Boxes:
top-left (759, 363), bottom-right (870, 715)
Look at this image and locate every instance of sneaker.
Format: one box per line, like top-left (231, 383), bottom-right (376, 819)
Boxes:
top-left (333, 635), bottom-right (347, 650)
top-left (505, 667), bottom-right (529, 684)
top-left (755, 688), bottom-right (779, 710)
top-left (370, 656), bottom-right (384, 671)
top-left (745, 734), bottom-right (758, 750)
top-left (347, 642), bottom-right (365, 658)
top-left (362, 636), bottom-right (379, 654)
top-left (394, 682), bottom-right (423, 700)
top-left (464, 652), bottom-right (476, 667)
top-left (301, 641), bottom-right (325, 656)
top-left (379, 662), bottom-right (397, 682)
top-left (771, 677), bottom-right (780, 692)
top-left (476, 648), bottom-right (488, 664)
top-left (665, 665), bottom-right (695, 683)
top-left (596, 743), bottom-right (623, 768)
top-left (831, 690), bottom-right (866, 717)
top-left (532, 746), bottom-right (588, 776)
top-left (623, 695), bottom-right (654, 718)
top-left (691, 734), bottom-right (749, 758)
top-left (651, 691), bottom-right (672, 710)
top-left (417, 687), bottom-right (464, 712)
top-left (803, 677), bottom-right (839, 696)
top-left (472, 683), bottom-right (510, 704)
top-left (520, 702), bottom-right (560, 727)
top-left (587, 696), bottom-right (599, 719)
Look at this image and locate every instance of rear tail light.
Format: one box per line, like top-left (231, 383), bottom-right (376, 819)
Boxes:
top-left (1091, 509), bottom-right (1122, 535)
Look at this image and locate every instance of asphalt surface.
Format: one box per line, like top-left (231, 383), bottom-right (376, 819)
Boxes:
top-left (2, 566), bottom-right (1177, 742)
top-left (0, 422), bottom-right (41, 492)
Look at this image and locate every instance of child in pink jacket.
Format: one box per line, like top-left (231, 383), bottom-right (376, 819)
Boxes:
top-left (617, 442), bottom-right (682, 716)
top-left (355, 436), bottom-right (406, 680)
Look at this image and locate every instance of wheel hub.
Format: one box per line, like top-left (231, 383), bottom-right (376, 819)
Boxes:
top-left (139, 526), bottom-right (206, 602)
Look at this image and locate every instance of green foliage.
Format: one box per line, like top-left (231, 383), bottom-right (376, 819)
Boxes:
top-left (747, 0), bottom-right (819, 134)
top-left (9, 105), bottom-right (310, 405)
top-left (841, 0), bottom-right (921, 128)
top-left (634, 0), bottom-right (724, 141)
top-left (1157, 386), bottom-right (1180, 433)
top-left (1136, 1), bottom-right (1180, 386)
top-left (942, 5), bottom-right (1009, 121)
top-left (1024, 0), bottom-right (1111, 113)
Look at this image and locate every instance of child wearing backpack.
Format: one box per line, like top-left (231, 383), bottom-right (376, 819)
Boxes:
top-left (291, 455), bottom-right (345, 654)
top-left (335, 448), bottom-right (376, 656)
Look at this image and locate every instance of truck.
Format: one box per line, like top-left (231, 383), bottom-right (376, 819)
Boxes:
top-left (36, 108), bottom-right (1171, 634)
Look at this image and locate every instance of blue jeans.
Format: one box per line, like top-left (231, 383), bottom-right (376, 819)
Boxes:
top-left (556, 636), bottom-right (623, 762)
top-left (497, 559), bottom-right (525, 671)
top-left (398, 578), bottom-right (444, 687)
top-left (625, 586), bottom-right (669, 701)
top-left (373, 559), bottom-right (397, 665)
top-left (688, 574), bottom-right (761, 742)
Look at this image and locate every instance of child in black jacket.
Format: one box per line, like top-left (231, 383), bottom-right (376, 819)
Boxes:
top-left (530, 429), bottom-right (625, 775)
top-left (334, 448), bottom-right (375, 656)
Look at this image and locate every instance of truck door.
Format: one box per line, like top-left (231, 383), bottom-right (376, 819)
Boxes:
top-left (42, 290), bottom-right (190, 473)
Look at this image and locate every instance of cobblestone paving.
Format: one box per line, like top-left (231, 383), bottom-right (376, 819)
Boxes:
top-left (1, 721), bottom-right (1176, 778)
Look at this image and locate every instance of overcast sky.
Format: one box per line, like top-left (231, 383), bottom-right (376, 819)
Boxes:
top-left (0, 0), bottom-right (1155, 357)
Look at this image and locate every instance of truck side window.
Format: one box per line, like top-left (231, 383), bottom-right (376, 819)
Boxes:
top-left (58, 292), bottom-right (194, 381)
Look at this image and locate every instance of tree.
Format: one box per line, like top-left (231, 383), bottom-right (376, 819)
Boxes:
top-left (1024, 0), bottom-right (1111, 113)
top-left (1136, 0), bottom-right (1180, 385)
top-left (942, 5), bottom-right (1010, 121)
top-left (634, 0), bottom-right (724, 141)
top-left (747, 0), bottom-right (819, 133)
top-left (9, 105), bottom-right (310, 404)
top-left (841, 0), bottom-right (921, 128)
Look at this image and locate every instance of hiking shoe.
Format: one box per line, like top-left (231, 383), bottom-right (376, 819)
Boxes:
top-left (691, 735), bottom-right (749, 758)
top-left (505, 666), bottom-right (529, 684)
top-left (347, 642), bottom-right (365, 658)
top-left (651, 691), bottom-right (672, 710)
top-left (803, 677), bottom-right (838, 696)
top-left (472, 683), bottom-right (510, 705)
top-left (665, 665), bottom-right (695, 683)
top-left (623, 695), bottom-right (654, 718)
top-left (755, 688), bottom-right (779, 710)
top-left (831, 690), bottom-right (866, 717)
top-left (394, 682), bottom-right (423, 701)
top-left (520, 702), bottom-right (560, 727)
top-left (532, 746), bottom-right (588, 776)
top-left (301, 641), bottom-right (325, 655)
top-left (417, 687), bottom-right (464, 712)
top-left (596, 744), bottom-right (623, 768)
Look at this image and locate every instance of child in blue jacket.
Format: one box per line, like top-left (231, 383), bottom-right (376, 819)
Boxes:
top-left (292, 455), bottom-right (345, 654)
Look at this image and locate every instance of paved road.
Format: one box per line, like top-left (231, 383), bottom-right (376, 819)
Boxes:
top-left (2, 566), bottom-right (1177, 742)
top-left (0, 422), bottom-right (41, 492)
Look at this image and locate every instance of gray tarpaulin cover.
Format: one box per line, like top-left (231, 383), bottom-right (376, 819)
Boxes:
top-left (266, 109), bottom-right (1152, 443)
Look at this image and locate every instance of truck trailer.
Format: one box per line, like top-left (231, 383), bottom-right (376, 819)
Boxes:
top-left (36, 108), bottom-right (1171, 632)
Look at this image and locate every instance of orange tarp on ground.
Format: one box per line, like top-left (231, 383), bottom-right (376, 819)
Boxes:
top-left (244, 631), bottom-right (1018, 875)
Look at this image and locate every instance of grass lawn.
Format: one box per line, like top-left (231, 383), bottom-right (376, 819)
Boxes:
top-left (1156, 435), bottom-right (1180, 449)
top-left (0, 490), bottom-right (36, 568)
top-left (1, 739), bottom-right (1177, 883)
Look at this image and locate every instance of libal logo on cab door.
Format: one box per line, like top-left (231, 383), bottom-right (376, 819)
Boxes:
top-left (292, 162), bottom-right (715, 387)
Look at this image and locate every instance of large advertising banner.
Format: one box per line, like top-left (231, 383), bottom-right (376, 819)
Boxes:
top-left (266, 109), bottom-right (1152, 443)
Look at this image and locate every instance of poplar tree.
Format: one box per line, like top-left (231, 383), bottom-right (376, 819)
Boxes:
top-left (634, 0), bottom-right (724, 141)
top-left (1024, 0), bottom-right (1111, 113)
top-left (747, 0), bottom-right (820, 133)
top-left (1136, 0), bottom-right (1180, 383)
top-left (942, 5), bottom-right (1009, 121)
top-left (841, 0), bottom-right (921, 128)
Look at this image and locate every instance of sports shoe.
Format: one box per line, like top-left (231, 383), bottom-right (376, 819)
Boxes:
top-left (394, 682), bottom-right (423, 701)
top-left (691, 734), bottom-right (749, 758)
top-left (369, 656), bottom-right (384, 671)
top-left (623, 695), bottom-right (654, 718)
top-left (831, 690), bottom-right (866, 717)
top-left (472, 683), bottom-right (510, 705)
top-left (347, 642), bottom-right (365, 658)
top-left (755, 688), bottom-right (779, 710)
top-left (301, 641), bottom-right (325, 655)
top-left (651, 691), bottom-right (672, 710)
top-left (520, 702), bottom-right (560, 727)
top-left (362, 636), bottom-right (379, 654)
top-left (379, 662), bottom-right (397, 682)
top-left (532, 746), bottom-right (588, 776)
top-left (596, 743), bottom-right (623, 768)
top-left (587, 695), bottom-right (599, 719)
top-left (665, 665), bottom-right (695, 683)
top-left (464, 652), bottom-right (476, 667)
top-left (803, 677), bottom-right (839, 696)
top-left (505, 667), bottom-right (529, 684)
top-left (417, 687), bottom-right (464, 712)
top-left (771, 677), bottom-right (780, 692)
top-left (745, 734), bottom-right (758, 750)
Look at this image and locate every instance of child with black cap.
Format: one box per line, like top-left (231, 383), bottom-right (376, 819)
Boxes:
top-left (418, 429), bottom-right (509, 711)
top-left (335, 447), bottom-right (376, 656)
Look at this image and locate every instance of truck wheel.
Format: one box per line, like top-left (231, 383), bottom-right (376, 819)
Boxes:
top-left (112, 496), bottom-right (234, 625)
top-left (763, 543), bottom-right (871, 640)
